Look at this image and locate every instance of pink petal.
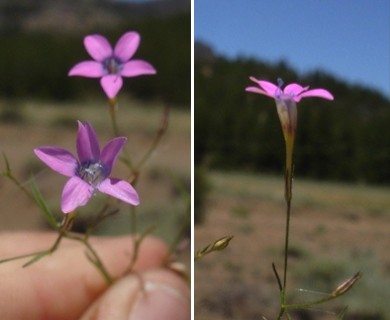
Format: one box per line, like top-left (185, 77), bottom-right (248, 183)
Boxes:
top-left (68, 61), bottom-right (104, 78)
top-left (114, 32), bottom-right (140, 62)
top-left (258, 80), bottom-right (279, 97)
top-left (100, 75), bottom-right (123, 98)
top-left (84, 34), bottom-right (112, 61)
top-left (247, 77), bottom-right (280, 97)
top-left (34, 147), bottom-right (77, 177)
top-left (77, 121), bottom-right (100, 163)
top-left (283, 83), bottom-right (306, 96)
top-left (249, 76), bottom-right (262, 85)
top-left (61, 176), bottom-right (93, 213)
top-left (100, 137), bottom-right (127, 173)
top-left (121, 60), bottom-right (157, 77)
top-left (98, 178), bottom-right (140, 206)
top-left (297, 89), bottom-right (334, 102)
top-left (245, 86), bottom-right (272, 97)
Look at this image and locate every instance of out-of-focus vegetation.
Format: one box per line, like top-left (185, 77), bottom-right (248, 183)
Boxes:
top-left (194, 165), bottom-right (210, 224)
top-left (195, 41), bottom-right (390, 184)
top-left (0, 12), bottom-right (190, 106)
top-left (195, 170), bottom-right (390, 319)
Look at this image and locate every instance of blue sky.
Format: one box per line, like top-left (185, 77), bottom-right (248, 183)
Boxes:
top-left (195, 0), bottom-right (390, 99)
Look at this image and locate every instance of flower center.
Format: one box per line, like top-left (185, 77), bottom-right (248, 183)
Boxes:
top-left (103, 57), bottom-right (123, 75)
top-left (78, 162), bottom-right (108, 186)
top-left (275, 77), bottom-right (285, 99)
top-left (277, 77), bottom-right (284, 88)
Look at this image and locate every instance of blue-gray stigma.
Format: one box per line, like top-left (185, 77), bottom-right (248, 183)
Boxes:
top-left (78, 162), bottom-right (108, 187)
top-left (277, 77), bottom-right (284, 88)
top-left (276, 77), bottom-right (284, 99)
top-left (103, 56), bottom-right (123, 75)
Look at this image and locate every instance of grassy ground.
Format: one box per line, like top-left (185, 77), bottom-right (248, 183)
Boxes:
top-left (195, 170), bottom-right (390, 320)
top-left (0, 98), bottom-right (190, 245)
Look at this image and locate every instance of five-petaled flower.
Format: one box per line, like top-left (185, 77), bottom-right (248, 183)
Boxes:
top-left (245, 77), bottom-right (333, 144)
top-left (34, 121), bottom-right (140, 213)
top-left (246, 77), bottom-right (334, 183)
top-left (68, 31), bottom-right (156, 98)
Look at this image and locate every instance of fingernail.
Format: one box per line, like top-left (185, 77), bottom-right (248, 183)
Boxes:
top-left (129, 281), bottom-right (190, 320)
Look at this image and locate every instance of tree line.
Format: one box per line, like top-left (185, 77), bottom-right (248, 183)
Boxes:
top-left (0, 13), bottom-right (190, 107)
top-left (195, 52), bottom-right (390, 185)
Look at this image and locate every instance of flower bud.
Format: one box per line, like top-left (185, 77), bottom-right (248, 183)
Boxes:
top-left (212, 235), bottom-right (234, 251)
top-left (331, 272), bottom-right (362, 296)
top-left (195, 236), bottom-right (234, 260)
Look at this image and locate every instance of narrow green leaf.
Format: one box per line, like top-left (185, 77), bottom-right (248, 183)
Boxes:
top-left (22, 251), bottom-right (49, 268)
top-left (272, 262), bottom-right (283, 291)
top-left (1, 152), bottom-right (11, 175)
top-left (30, 177), bottom-right (58, 230)
top-left (336, 306), bottom-right (348, 319)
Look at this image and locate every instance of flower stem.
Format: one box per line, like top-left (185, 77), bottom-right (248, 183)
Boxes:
top-left (108, 97), bottom-right (136, 172)
top-left (283, 166), bottom-right (293, 291)
top-left (0, 232), bottom-right (64, 267)
top-left (1, 153), bottom-right (34, 201)
top-left (282, 271), bottom-right (361, 311)
top-left (82, 238), bottom-right (113, 284)
top-left (277, 137), bottom-right (294, 319)
top-left (64, 232), bottom-right (113, 284)
top-left (126, 225), bottom-right (156, 272)
top-left (127, 206), bottom-right (139, 272)
top-left (108, 97), bottom-right (120, 137)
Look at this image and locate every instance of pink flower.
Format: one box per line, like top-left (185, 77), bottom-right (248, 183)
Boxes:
top-left (34, 121), bottom-right (140, 213)
top-left (68, 31), bottom-right (156, 98)
top-left (245, 77), bottom-right (334, 102)
top-left (245, 77), bottom-right (334, 137)
top-left (246, 77), bottom-right (334, 175)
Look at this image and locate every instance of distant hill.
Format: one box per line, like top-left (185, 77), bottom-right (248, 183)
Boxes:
top-left (194, 40), bottom-right (216, 63)
top-left (0, 0), bottom-right (190, 33)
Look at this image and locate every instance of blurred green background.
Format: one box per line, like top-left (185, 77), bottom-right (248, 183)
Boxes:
top-left (0, 1), bottom-right (191, 245)
top-left (194, 36), bottom-right (390, 320)
top-left (0, 0), bottom-right (190, 107)
top-left (195, 42), bottom-right (390, 184)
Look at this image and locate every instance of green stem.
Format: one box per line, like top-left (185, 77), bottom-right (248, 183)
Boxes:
top-left (276, 188), bottom-right (292, 320)
top-left (127, 225), bottom-right (156, 272)
top-left (127, 206), bottom-right (138, 272)
top-left (284, 272), bottom-right (362, 311)
top-left (83, 238), bottom-right (113, 284)
top-left (65, 232), bottom-right (113, 284)
top-left (2, 153), bottom-right (34, 201)
top-left (283, 167), bottom-right (293, 292)
top-left (108, 97), bottom-right (136, 172)
top-left (0, 232), bottom-right (64, 267)
top-left (284, 296), bottom-right (335, 310)
top-left (130, 206), bottom-right (137, 235)
top-left (108, 97), bottom-right (120, 137)
top-left (0, 212), bottom-right (112, 284)
top-left (277, 307), bottom-right (286, 320)
top-left (272, 262), bottom-right (282, 291)
top-left (277, 140), bottom-right (294, 320)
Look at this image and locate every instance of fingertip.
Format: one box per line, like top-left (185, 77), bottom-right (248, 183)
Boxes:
top-left (81, 269), bottom-right (190, 320)
top-left (0, 232), bottom-right (171, 320)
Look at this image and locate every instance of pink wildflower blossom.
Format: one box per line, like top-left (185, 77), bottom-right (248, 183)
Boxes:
top-left (246, 77), bottom-right (334, 138)
top-left (68, 31), bottom-right (156, 98)
top-left (34, 121), bottom-right (139, 213)
top-left (246, 77), bottom-right (334, 103)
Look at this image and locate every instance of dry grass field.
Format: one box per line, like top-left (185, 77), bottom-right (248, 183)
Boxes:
top-left (195, 171), bottom-right (390, 320)
top-left (0, 98), bottom-right (190, 244)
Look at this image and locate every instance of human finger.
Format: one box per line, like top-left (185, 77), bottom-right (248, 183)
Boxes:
top-left (80, 268), bottom-right (190, 320)
top-left (0, 232), bottom-right (168, 320)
